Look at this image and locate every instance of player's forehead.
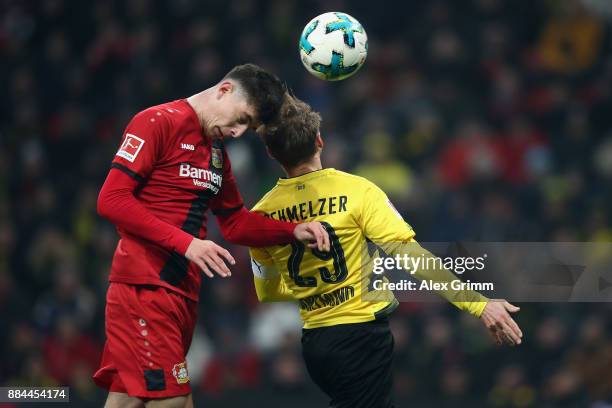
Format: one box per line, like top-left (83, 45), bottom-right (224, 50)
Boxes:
top-left (237, 98), bottom-right (260, 127)
top-left (231, 82), bottom-right (260, 124)
top-left (242, 100), bottom-right (257, 118)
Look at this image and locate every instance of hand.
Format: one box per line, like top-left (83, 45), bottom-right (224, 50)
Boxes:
top-left (185, 239), bottom-right (235, 278)
top-left (480, 299), bottom-right (523, 346)
top-left (294, 222), bottom-right (330, 252)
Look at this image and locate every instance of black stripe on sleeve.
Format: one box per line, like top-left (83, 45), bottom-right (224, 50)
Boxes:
top-left (111, 163), bottom-right (145, 182)
top-left (211, 204), bottom-right (244, 217)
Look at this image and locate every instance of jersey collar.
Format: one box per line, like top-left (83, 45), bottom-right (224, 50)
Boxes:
top-left (277, 168), bottom-right (335, 186)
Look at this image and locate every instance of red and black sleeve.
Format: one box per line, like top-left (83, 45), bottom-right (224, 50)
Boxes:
top-left (216, 206), bottom-right (296, 247)
top-left (97, 169), bottom-right (194, 255)
top-left (210, 144), bottom-right (296, 247)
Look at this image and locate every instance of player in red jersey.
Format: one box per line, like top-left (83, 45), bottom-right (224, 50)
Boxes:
top-left (93, 64), bottom-right (330, 408)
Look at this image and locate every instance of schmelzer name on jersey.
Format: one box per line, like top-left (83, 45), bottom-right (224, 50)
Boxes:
top-left (179, 163), bottom-right (222, 194)
top-left (264, 195), bottom-right (348, 221)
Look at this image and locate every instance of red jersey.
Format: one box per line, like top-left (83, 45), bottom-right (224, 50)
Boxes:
top-left (108, 99), bottom-right (244, 301)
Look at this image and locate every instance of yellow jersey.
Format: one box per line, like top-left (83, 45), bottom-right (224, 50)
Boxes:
top-left (249, 168), bottom-right (487, 329)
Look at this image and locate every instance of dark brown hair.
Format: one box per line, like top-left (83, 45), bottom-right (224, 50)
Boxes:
top-left (259, 95), bottom-right (322, 168)
top-left (223, 63), bottom-right (286, 125)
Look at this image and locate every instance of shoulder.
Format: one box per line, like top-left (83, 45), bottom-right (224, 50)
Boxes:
top-left (132, 100), bottom-right (192, 126)
top-left (328, 169), bottom-right (380, 194)
top-left (128, 106), bottom-right (169, 130)
top-left (252, 184), bottom-right (283, 213)
top-left (327, 170), bottom-right (390, 218)
top-left (127, 101), bottom-right (195, 143)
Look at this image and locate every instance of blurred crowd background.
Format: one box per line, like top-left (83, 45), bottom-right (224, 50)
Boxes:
top-left (2, 0), bottom-right (612, 406)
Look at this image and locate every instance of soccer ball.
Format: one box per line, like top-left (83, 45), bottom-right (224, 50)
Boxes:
top-left (299, 12), bottom-right (368, 81)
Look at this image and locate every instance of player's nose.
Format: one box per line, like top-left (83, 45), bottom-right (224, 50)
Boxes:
top-left (231, 124), bottom-right (248, 138)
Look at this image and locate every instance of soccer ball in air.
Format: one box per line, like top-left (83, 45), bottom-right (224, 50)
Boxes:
top-left (299, 12), bottom-right (368, 81)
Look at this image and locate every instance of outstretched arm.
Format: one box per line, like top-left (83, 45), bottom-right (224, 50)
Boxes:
top-left (402, 239), bottom-right (522, 345)
top-left (216, 207), bottom-right (329, 251)
top-left (210, 141), bottom-right (329, 252)
top-left (361, 182), bottom-right (522, 346)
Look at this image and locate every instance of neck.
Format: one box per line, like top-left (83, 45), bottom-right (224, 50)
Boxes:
top-left (186, 90), bottom-right (212, 132)
top-left (285, 156), bottom-right (323, 178)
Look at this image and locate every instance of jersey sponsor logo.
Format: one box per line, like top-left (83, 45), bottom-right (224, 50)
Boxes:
top-left (179, 163), bottom-right (222, 193)
top-left (299, 285), bottom-right (355, 311)
top-left (172, 361), bottom-right (189, 384)
top-left (211, 147), bottom-right (223, 168)
top-left (181, 143), bottom-right (195, 151)
top-left (116, 134), bottom-right (145, 162)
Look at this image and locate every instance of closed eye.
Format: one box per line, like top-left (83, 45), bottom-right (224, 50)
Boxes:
top-left (239, 114), bottom-right (254, 127)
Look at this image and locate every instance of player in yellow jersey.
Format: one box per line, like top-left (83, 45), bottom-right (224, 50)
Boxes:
top-left (249, 96), bottom-right (523, 408)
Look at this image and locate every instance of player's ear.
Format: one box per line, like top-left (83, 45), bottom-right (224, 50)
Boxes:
top-left (315, 132), bottom-right (324, 150)
top-left (217, 81), bottom-right (233, 98)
